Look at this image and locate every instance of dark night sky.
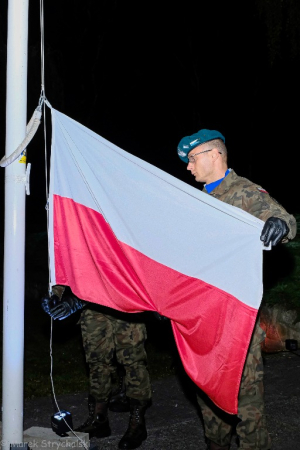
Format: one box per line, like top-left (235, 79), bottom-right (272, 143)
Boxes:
top-left (1, 0), bottom-right (300, 234)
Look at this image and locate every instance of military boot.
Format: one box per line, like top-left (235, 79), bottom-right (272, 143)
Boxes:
top-left (118, 398), bottom-right (148, 449)
top-left (206, 440), bottom-right (230, 450)
top-left (109, 366), bottom-right (130, 412)
top-left (74, 394), bottom-right (111, 438)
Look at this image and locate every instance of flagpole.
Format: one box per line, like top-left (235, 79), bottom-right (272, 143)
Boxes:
top-left (2, 0), bottom-right (29, 447)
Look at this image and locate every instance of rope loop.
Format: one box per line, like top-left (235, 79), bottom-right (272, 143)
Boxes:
top-left (0, 96), bottom-right (44, 168)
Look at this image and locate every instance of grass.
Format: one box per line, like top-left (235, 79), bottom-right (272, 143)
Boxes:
top-left (262, 213), bottom-right (300, 318)
top-left (24, 311), bottom-right (89, 398)
top-left (22, 307), bottom-right (178, 399)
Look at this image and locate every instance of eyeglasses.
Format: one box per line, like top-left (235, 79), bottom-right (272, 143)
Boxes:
top-left (187, 149), bottom-right (213, 164)
top-left (187, 148), bottom-right (222, 164)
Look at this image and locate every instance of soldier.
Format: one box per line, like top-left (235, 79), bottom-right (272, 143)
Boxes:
top-left (177, 129), bottom-right (297, 450)
top-left (42, 286), bottom-right (152, 450)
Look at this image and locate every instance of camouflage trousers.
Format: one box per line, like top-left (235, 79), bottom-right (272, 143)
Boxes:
top-left (197, 320), bottom-right (272, 449)
top-left (80, 305), bottom-right (152, 403)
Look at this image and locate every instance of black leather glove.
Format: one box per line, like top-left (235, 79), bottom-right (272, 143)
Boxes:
top-left (152, 311), bottom-right (169, 321)
top-left (41, 294), bottom-right (60, 315)
top-left (41, 292), bottom-right (86, 320)
top-left (260, 217), bottom-right (289, 247)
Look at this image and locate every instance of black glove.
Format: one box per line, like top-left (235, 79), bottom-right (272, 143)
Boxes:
top-left (152, 311), bottom-right (169, 321)
top-left (260, 217), bottom-right (289, 247)
top-left (41, 293), bottom-right (86, 320)
top-left (41, 294), bottom-right (60, 314)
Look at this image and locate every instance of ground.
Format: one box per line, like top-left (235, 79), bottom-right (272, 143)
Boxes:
top-left (16, 350), bottom-right (300, 449)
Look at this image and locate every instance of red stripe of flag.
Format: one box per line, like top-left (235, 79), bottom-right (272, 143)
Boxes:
top-left (53, 194), bottom-right (257, 413)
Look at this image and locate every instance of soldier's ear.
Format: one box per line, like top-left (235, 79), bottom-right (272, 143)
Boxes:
top-left (212, 148), bottom-right (220, 160)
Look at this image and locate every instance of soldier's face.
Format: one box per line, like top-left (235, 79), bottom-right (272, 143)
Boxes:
top-left (186, 145), bottom-right (215, 184)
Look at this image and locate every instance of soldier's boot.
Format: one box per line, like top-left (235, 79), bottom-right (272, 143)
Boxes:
top-left (118, 398), bottom-right (148, 449)
top-left (74, 394), bottom-right (111, 438)
top-left (109, 366), bottom-right (130, 412)
top-left (206, 440), bottom-right (230, 450)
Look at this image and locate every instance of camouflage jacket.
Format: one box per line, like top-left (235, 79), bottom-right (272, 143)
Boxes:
top-left (51, 284), bottom-right (66, 299)
top-left (202, 169), bottom-right (297, 241)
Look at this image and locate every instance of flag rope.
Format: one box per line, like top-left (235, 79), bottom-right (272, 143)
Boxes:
top-left (39, 2), bottom-right (89, 446)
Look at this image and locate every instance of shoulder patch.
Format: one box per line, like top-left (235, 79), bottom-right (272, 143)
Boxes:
top-left (257, 187), bottom-right (268, 194)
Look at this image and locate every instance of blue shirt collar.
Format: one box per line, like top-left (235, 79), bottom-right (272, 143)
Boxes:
top-left (205, 169), bottom-right (231, 193)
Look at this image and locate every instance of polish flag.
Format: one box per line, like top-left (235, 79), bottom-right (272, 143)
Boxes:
top-left (48, 108), bottom-right (266, 414)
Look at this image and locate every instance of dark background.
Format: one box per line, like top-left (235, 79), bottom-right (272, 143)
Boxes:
top-left (0, 0), bottom-right (299, 234)
top-left (0, 1), bottom-right (299, 405)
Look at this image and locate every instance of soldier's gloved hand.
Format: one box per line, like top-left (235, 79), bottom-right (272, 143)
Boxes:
top-left (48, 293), bottom-right (86, 320)
top-left (260, 217), bottom-right (289, 247)
top-left (41, 292), bottom-right (86, 320)
top-left (41, 294), bottom-right (60, 315)
top-left (152, 311), bottom-right (169, 321)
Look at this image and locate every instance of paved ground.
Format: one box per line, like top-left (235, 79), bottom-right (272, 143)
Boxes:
top-left (19, 350), bottom-right (300, 450)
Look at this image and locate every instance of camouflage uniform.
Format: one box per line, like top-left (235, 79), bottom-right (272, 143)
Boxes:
top-left (80, 303), bottom-right (152, 403)
top-left (197, 170), bottom-right (297, 449)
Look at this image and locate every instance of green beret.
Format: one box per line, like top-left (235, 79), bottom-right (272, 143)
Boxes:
top-left (177, 129), bottom-right (225, 163)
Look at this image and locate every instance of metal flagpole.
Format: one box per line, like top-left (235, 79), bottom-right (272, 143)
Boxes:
top-left (2, 0), bottom-right (29, 447)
